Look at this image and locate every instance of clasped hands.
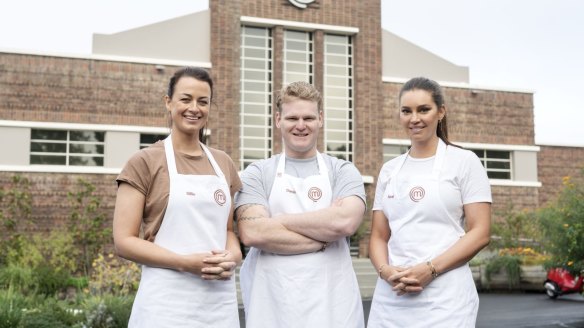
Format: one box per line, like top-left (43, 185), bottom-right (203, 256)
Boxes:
top-left (185, 250), bottom-right (237, 281)
top-left (380, 262), bottom-right (434, 296)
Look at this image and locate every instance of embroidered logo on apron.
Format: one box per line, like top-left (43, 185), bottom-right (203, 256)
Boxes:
top-left (214, 189), bottom-right (227, 206)
top-left (409, 186), bottom-right (425, 202)
top-left (308, 187), bottom-right (322, 202)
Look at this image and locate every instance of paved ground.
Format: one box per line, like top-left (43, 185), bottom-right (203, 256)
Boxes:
top-left (235, 259), bottom-right (584, 327)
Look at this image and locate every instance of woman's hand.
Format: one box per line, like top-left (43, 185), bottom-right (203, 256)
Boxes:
top-left (387, 262), bottom-right (434, 295)
top-left (200, 250), bottom-right (237, 280)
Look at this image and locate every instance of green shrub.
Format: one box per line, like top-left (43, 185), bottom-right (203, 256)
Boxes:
top-left (485, 255), bottom-right (522, 289)
top-left (538, 171), bottom-right (584, 275)
top-left (67, 179), bottom-right (112, 276)
top-left (89, 254), bottom-right (140, 297)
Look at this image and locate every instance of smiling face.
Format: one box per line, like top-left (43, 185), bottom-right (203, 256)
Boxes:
top-left (399, 88), bottom-right (445, 145)
top-left (276, 98), bottom-right (323, 159)
top-left (165, 76), bottom-right (211, 139)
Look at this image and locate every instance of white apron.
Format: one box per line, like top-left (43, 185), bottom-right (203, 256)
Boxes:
top-left (128, 136), bottom-right (239, 328)
top-left (240, 153), bottom-right (364, 328)
top-left (368, 139), bottom-right (479, 328)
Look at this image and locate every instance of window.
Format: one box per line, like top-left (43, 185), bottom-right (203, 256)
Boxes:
top-left (472, 149), bottom-right (512, 179)
top-left (140, 133), bottom-right (168, 149)
top-left (30, 129), bottom-right (105, 166)
top-left (283, 30), bottom-right (313, 84)
top-left (324, 34), bottom-right (353, 161)
top-left (240, 26), bottom-right (273, 170)
top-left (383, 144), bottom-right (409, 163)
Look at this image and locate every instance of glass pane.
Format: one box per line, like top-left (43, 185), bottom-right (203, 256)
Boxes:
top-left (326, 109), bottom-right (348, 119)
top-left (326, 131), bottom-right (348, 141)
top-left (326, 87), bottom-right (349, 98)
top-left (140, 134), bottom-right (167, 144)
top-left (243, 149), bottom-right (268, 160)
top-left (286, 52), bottom-right (309, 62)
top-left (31, 129), bottom-right (67, 140)
top-left (326, 55), bottom-right (348, 65)
top-left (285, 30), bottom-right (308, 40)
top-left (286, 40), bottom-right (308, 51)
top-left (243, 70), bottom-right (268, 80)
top-left (488, 171), bottom-right (511, 179)
top-left (244, 48), bottom-right (268, 59)
top-left (487, 161), bottom-right (511, 170)
top-left (326, 76), bottom-right (348, 87)
top-left (70, 131), bottom-right (104, 142)
top-left (244, 36), bottom-right (267, 47)
top-left (243, 138), bottom-right (268, 149)
top-left (329, 153), bottom-right (347, 161)
top-left (326, 65), bottom-right (349, 76)
top-left (326, 35), bottom-right (348, 44)
top-left (486, 150), bottom-right (510, 160)
top-left (243, 92), bottom-right (268, 103)
top-left (243, 115), bottom-right (269, 126)
top-left (326, 120), bottom-right (347, 130)
top-left (326, 143), bottom-right (347, 152)
top-left (285, 62), bottom-right (309, 73)
top-left (471, 149), bottom-right (484, 159)
top-left (244, 59), bottom-right (268, 70)
top-left (69, 156), bottom-right (104, 167)
top-left (326, 44), bottom-right (347, 54)
top-left (285, 73), bottom-right (310, 83)
top-left (31, 142), bottom-right (66, 153)
top-left (242, 104), bottom-right (268, 115)
top-left (69, 144), bottom-right (104, 154)
top-left (326, 98), bottom-right (348, 108)
top-left (243, 127), bottom-right (268, 137)
top-left (243, 26), bottom-right (268, 37)
top-left (244, 81), bottom-right (268, 92)
top-left (30, 155), bottom-right (66, 165)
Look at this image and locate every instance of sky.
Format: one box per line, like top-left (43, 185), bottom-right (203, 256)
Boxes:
top-left (0, 0), bottom-right (582, 147)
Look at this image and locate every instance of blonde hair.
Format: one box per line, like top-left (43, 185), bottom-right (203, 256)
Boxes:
top-left (276, 81), bottom-right (322, 113)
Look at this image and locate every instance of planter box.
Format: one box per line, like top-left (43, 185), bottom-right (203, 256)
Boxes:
top-left (471, 264), bottom-right (546, 291)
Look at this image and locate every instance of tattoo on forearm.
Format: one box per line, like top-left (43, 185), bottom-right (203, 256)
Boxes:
top-left (238, 216), bottom-right (262, 221)
top-left (235, 203), bottom-right (266, 222)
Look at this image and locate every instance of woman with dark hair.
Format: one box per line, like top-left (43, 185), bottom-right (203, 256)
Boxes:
top-left (113, 67), bottom-right (241, 327)
top-left (368, 77), bottom-right (492, 327)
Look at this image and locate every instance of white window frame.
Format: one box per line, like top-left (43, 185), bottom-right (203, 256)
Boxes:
top-left (323, 33), bottom-right (354, 162)
top-left (240, 25), bottom-right (274, 170)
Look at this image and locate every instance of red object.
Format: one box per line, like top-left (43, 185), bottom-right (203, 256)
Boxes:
top-left (544, 267), bottom-right (584, 299)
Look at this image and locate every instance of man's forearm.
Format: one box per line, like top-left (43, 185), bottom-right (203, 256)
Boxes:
top-left (278, 196), bottom-right (365, 242)
top-left (237, 205), bottom-right (324, 255)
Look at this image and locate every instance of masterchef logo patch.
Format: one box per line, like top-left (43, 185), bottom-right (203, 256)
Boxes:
top-left (308, 187), bottom-right (322, 202)
top-left (214, 189), bottom-right (227, 206)
top-left (409, 186), bottom-right (425, 202)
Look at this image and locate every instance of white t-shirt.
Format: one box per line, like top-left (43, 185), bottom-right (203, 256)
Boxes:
top-left (373, 145), bottom-right (491, 226)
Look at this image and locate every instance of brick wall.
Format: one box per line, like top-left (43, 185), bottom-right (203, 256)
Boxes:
top-left (0, 172), bottom-right (117, 237)
top-left (382, 82), bottom-right (535, 145)
top-left (538, 145), bottom-right (584, 206)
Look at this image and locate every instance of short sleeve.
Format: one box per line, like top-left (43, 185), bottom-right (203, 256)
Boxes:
top-left (234, 160), bottom-right (270, 209)
top-left (331, 159), bottom-right (366, 205)
top-left (460, 152), bottom-right (492, 204)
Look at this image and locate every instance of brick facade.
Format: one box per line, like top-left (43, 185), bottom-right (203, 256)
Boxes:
top-left (538, 146), bottom-right (584, 206)
top-left (0, 0), bottom-right (582, 258)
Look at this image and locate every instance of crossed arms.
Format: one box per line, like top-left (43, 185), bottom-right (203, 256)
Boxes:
top-left (236, 196), bottom-right (365, 255)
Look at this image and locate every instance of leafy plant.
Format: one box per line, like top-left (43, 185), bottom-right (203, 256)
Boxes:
top-left (537, 171), bottom-right (584, 275)
top-left (67, 178), bottom-right (112, 276)
top-left (485, 255), bottom-right (522, 289)
top-left (491, 204), bottom-right (542, 250)
top-left (88, 253), bottom-right (140, 297)
top-left (0, 175), bottom-right (33, 266)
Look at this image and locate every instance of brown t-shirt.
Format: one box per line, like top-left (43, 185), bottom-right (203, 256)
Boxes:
top-left (116, 141), bottom-right (242, 242)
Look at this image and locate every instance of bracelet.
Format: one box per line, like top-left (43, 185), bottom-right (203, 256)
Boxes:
top-left (378, 264), bottom-right (388, 277)
top-left (319, 241), bottom-right (329, 252)
top-left (426, 260), bottom-right (439, 278)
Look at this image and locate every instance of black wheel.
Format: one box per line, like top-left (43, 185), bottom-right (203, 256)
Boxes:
top-left (545, 281), bottom-right (559, 299)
